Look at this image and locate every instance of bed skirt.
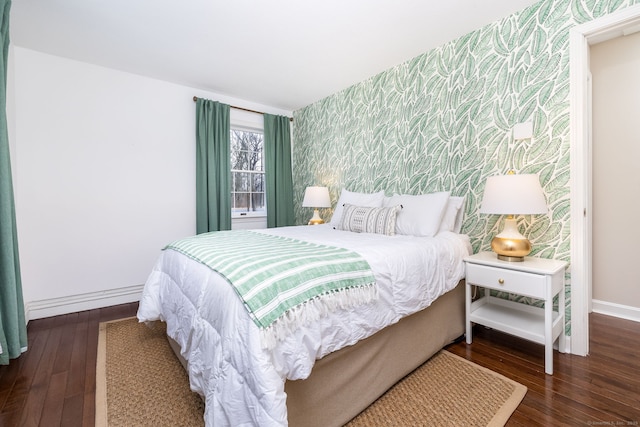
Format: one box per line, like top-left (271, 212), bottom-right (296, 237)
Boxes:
top-left (286, 280), bottom-right (465, 426)
top-left (167, 280), bottom-right (465, 426)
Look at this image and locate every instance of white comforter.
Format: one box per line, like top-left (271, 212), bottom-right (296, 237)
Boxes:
top-left (137, 225), bottom-right (471, 426)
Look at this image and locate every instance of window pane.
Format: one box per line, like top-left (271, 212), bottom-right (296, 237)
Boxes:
top-left (233, 193), bottom-right (249, 212)
top-left (230, 130), bottom-right (243, 152)
top-left (255, 151), bottom-right (264, 172)
top-left (252, 173), bottom-right (264, 192)
top-left (252, 193), bottom-right (265, 211)
top-left (230, 150), bottom-right (238, 168)
top-left (232, 150), bottom-right (250, 171)
top-left (248, 150), bottom-right (262, 172)
top-left (233, 172), bottom-right (250, 192)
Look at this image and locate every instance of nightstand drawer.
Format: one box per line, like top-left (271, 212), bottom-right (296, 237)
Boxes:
top-left (466, 263), bottom-right (545, 299)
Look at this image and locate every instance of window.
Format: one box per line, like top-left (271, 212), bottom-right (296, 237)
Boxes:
top-left (230, 128), bottom-right (265, 216)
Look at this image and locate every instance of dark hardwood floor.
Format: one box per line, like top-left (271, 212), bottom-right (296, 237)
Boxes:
top-left (0, 303), bottom-right (138, 427)
top-left (1, 304), bottom-right (638, 426)
top-left (447, 314), bottom-right (640, 426)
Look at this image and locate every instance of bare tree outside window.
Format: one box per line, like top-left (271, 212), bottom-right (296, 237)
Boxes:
top-left (231, 129), bottom-right (266, 214)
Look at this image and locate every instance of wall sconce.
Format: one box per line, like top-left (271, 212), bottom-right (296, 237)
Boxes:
top-left (302, 186), bottom-right (331, 225)
top-left (479, 171), bottom-right (547, 262)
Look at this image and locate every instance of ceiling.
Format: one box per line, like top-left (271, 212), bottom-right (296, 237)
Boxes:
top-left (10, 0), bottom-right (539, 112)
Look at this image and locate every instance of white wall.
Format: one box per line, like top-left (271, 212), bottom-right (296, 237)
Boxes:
top-left (590, 31), bottom-right (640, 320)
top-left (10, 47), bottom-right (291, 320)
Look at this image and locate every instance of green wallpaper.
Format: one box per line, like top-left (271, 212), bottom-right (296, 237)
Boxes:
top-left (291, 0), bottom-right (640, 335)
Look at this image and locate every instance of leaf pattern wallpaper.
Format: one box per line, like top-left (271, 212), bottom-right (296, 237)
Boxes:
top-left (291, 0), bottom-right (640, 335)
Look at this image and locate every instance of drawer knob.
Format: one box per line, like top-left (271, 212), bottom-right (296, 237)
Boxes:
top-left (498, 278), bottom-right (505, 285)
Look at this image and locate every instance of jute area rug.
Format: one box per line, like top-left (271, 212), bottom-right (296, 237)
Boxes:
top-left (96, 318), bottom-right (527, 427)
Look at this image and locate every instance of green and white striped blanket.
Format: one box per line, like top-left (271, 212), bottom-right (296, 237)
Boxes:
top-left (165, 230), bottom-right (377, 348)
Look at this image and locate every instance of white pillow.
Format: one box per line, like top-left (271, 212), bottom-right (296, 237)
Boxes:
top-left (330, 189), bottom-right (385, 226)
top-left (383, 191), bottom-right (450, 237)
top-left (438, 196), bottom-right (465, 233)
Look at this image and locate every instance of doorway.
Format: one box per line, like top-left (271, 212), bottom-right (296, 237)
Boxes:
top-left (570, 4), bottom-right (640, 356)
top-left (590, 32), bottom-right (640, 320)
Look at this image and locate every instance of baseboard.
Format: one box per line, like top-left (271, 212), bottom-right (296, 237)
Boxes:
top-left (592, 299), bottom-right (640, 323)
top-left (26, 284), bottom-right (144, 321)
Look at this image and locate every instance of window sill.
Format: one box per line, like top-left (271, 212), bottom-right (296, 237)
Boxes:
top-left (231, 214), bottom-right (268, 231)
top-left (232, 213), bottom-right (267, 219)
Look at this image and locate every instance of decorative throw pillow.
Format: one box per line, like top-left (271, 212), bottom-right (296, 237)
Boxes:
top-left (339, 204), bottom-right (402, 236)
top-left (329, 189), bottom-right (385, 226)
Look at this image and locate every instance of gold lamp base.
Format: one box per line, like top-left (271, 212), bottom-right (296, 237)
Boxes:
top-left (307, 209), bottom-right (325, 225)
top-left (491, 236), bottom-right (531, 262)
top-left (490, 217), bottom-right (531, 262)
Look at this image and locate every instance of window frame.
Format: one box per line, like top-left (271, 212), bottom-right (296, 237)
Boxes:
top-left (230, 124), bottom-right (266, 219)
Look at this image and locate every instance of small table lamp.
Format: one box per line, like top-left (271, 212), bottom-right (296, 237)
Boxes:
top-left (302, 186), bottom-right (331, 225)
top-left (479, 172), bottom-right (548, 262)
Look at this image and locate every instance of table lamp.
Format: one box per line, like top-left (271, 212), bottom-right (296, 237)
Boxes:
top-left (479, 172), bottom-right (548, 261)
top-left (302, 186), bottom-right (331, 225)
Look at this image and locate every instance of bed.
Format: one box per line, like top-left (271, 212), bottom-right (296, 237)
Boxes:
top-left (137, 191), bottom-right (471, 426)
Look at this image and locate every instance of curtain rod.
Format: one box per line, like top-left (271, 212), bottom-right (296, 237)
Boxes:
top-left (192, 96), bottom-right (292, 121)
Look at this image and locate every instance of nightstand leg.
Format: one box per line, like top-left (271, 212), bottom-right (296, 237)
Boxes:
top-left (558, 286), bottom-right (566, 354)
top-left (465, 282), bottom-right (472, 344)
top-left (544, 296), bottom-right (553, 375)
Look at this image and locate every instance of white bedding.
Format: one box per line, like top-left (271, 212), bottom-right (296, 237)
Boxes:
top-left (137, 225), bottom-right (471, 426)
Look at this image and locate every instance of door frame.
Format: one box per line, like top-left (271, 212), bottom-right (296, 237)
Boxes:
top-left (569, 4), bottom-right (640, 356)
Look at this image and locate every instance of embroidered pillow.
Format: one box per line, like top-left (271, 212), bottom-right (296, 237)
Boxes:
top-left (339, 204), bottom-right (402, 236)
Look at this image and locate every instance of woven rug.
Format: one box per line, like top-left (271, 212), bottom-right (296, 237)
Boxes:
top-left (96, 318), bottom-right (526, 426)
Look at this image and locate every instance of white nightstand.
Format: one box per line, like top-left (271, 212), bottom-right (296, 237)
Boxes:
top-left (464, 251), bottom-right (567, 375)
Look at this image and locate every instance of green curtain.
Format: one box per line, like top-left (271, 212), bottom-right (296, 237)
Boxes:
top-left (195, 98), bottom-right (231, 233)
top-left (264, 114), bottom-right (295, 228)
top-left (0, 0), bottom-right (27, 366)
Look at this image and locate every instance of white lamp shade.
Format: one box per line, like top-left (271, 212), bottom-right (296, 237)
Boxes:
top-left (302, 186), bottom-right (331, 208)
top-left (479, 174), bottom-right (547, 215)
